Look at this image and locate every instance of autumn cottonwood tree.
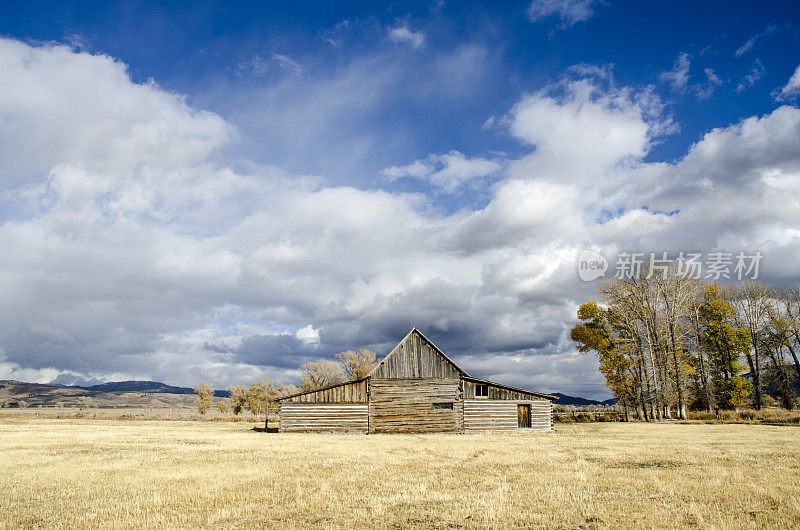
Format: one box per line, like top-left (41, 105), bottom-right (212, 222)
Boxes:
top-left (246, 380), bottom-right (298, 428)
top-left (726, 281), bottom-right (771, 409)
top-left (593, 271), bottom-right (727, 419)
top-left (336, 348), bottom-right (380, 380)
top-left (227, 385), bottom-right (247, 415)
top-left (699, 286), bottom-right (752, 410)
top-left (571, 302), bottom-right (636, 421)
top-left (247, 380), bottom-right (294, 415)
top-left (576, 274), bottom-right (797, 416)
top-left (193, 381), bottom-right (214, 414)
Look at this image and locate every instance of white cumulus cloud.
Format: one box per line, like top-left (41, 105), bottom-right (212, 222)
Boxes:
top-left (1, 38), bottom-right (798, 400)
top-left (388, 25), bottom-right (425, 49)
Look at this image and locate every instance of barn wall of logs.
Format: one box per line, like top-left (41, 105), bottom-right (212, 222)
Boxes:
top-left (279, 404), bottom-right (369, 432)
top-left (463, 399), bottom-right (553, 432)
top-left (368, 378), bottom-right (462, 433)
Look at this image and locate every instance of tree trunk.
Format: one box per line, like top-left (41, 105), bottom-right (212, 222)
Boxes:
top-left (786, 342), bottom-right (800, 382)
top-left (666, 306), bottom-right (687, 419)
top-left (647, 339), bottom-right (665, 420)
top-left (670, 338), bottom-right (687, 419)
top-left (640, 353), bottom-right (654, 421)
top-left (694, 309), bottom-right (714, 412)
top-left (642, 309), bottom-right (667, 420)
top-left (743, 347), bottom-right (762, 410)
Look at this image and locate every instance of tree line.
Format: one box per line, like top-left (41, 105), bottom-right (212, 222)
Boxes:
top-left (193, 348), bottom-right (381, 415)
top-left (571, 267), bottom-right (800, 420)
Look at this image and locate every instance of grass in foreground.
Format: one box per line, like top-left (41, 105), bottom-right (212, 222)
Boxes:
top-left (1, 420), bottom-right (798, 528)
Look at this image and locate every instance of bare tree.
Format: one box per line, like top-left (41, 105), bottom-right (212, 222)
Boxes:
top-left (217, 400), bottom-right (228, 413)
top-left (762, 294), bottom-right (796, 409)
top-left (300, 359), bottom-right (346, 391)
top-left (336, 348), bottom-right (380, 380)
top-left (779, 286), bottom-right (800, 381)
top-left (600, 274), bottom-right (668, 419)
top-left (654, 265), bottom-right (701, 419)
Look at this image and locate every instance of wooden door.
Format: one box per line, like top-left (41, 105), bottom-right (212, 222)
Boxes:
top-left (517, 404), bottom-right (531, 428)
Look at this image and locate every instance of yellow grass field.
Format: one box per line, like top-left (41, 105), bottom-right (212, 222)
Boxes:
top-left (1, 418), bottom-right (798, 529)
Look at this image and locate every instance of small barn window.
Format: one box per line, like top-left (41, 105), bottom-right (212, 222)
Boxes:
top-left (433, 402), bottom-right (453, 410)
top-left (475, 384), bottom-right (489, 397)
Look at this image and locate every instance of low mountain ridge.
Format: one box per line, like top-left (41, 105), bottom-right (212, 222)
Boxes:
top-left (550, 392), bottom-right (617, 406)
top-left (0, 380), bottom-right (197, 409)
top-left (79, 380), bottom-right (230, 397)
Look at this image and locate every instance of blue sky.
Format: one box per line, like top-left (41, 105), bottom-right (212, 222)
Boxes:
top-left (0, 1), bottom-right (799, 398)
top-left (4, 1), bottom-right (797, 190)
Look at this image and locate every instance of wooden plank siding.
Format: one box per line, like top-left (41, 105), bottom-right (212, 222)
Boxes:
top-left (280, 404), bottom-right (368, 432)
top-left (530, 400), bottom-right (553, 431)
top-left (280, 379), bottom-right (368, 403)
top-left (369, 378), bottom-right (462, 433)
top-left (463, 400), bottom-right (553, 432)
top-left (369, 329), bottom-right (463, 379)
top-left (463, 379), bottom-right (548, 401)
top-left (463, 400), bottom-right (517, 431)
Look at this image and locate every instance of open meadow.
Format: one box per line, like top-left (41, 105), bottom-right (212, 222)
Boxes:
top-left (1, 417), bottom-right (798, 529)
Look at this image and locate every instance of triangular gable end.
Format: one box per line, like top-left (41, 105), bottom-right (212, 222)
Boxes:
top-left (368, 327), bottom-right (469, 379)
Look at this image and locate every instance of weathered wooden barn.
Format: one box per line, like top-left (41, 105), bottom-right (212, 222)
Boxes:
top-left (276, 328), bottom-right (555, 433)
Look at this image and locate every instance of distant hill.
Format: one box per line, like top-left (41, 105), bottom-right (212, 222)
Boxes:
top-left (6, 378), bottom-right (611, 408)
top-left (0, 380), bottom-right (198, 409)
top-left (551, 392), bottom-right (616, 406)
top-left (78, 380), bottom-right (230, 398)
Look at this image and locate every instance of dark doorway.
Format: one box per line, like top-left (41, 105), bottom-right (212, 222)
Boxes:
top-left (518, 404), bottom-right (531, 428)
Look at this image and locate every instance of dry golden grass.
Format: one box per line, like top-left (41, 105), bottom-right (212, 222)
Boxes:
top-left (0, 407), bottom-right (266, 422)
top-left (686, 407), bottom-right (800, 424)
top-left (1, 419), bottom-right (798, 529)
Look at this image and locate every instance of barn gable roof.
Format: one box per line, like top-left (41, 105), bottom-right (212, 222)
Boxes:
top-left (275, 327), bottom-right (554, 402)
top-left (366, 327), bottom-right (469, 379)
